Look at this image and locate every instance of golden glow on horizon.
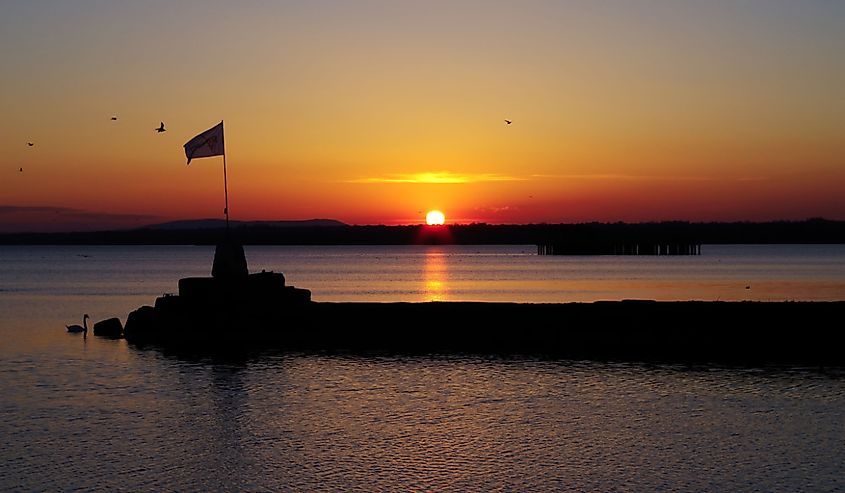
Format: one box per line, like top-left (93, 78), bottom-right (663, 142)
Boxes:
top-left (426, 210), bottom-right (446, 225)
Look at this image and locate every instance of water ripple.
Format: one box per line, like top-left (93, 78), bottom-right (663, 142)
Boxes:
top-left (9, 353), bottom-right (841, 492)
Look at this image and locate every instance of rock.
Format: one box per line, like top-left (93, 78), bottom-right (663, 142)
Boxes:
top-left (123, 305), bottom-right (157, 341)
top-left (93, 317), bottom-right (123, 337)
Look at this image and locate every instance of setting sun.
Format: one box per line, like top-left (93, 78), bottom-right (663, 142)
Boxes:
top-left (426, 210), bottom-right (445, 225)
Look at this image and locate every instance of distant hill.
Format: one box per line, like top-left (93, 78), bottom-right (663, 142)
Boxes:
top-left (144, 219), bottom-right (347, 230)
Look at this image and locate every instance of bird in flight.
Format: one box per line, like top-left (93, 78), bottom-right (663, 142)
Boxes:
top-left (19, 167), bottom-right (23, 172)
top-left (504, 119), bottom-right (512, 125)
top-left (27, 142), bottom-right (34, 146)
top-left (111, 116), bottom-right (118, 121)
top-left (156, 122), bottom-right (166, 133)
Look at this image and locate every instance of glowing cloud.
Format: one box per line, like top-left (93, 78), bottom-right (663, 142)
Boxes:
top-left (349, 172), bottom-right (527, 184)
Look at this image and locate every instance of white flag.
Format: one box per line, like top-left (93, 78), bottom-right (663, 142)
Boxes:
top-left (184, 121), bottom-right (224, 164)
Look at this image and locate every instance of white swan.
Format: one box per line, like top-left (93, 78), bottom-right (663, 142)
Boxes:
top-left (66, 314), bottom-right (90, 336)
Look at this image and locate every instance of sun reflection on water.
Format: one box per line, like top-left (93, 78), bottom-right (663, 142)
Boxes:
top-left (423, 248), bottom-right (448, 301)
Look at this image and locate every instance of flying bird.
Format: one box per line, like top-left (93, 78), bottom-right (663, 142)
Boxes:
top-left (27, 142), bottom-right (34, 146)
top-left (111, 116), bottom-right (118, 121)
top-left (155, 122), bottom-right (166, 133)
top-left (504, 120), bottom-right (512, 125)
top-left (19, 167), bottom-right (23, 172)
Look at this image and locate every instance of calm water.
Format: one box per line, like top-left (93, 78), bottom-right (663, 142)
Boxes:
top-left (1, 245), bottom-right (845, 491)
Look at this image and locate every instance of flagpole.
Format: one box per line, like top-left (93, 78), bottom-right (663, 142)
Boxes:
top-left (223, 153), bottom-right (229, 230)
top-left (221, 121), bottom-right (229, 231)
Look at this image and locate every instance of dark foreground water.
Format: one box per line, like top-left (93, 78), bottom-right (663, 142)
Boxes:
top-left (4, 349), bottom-right (845, 492)
top-left (1, 245), bottom-right (844, 491)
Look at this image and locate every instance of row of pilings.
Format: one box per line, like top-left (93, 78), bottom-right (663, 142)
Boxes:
top-left (534, 222), bottom-right (704, 256)
top-left (537, 242), bottom-right (702, 255)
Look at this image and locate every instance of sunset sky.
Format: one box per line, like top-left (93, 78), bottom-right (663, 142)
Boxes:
top-left (1, 1), bottom-right (843, 231)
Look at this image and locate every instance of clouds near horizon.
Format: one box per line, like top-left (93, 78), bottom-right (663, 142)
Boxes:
top-left (0, 205), bottom-right (160, 233)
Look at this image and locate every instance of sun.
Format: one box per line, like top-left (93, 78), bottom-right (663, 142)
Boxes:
top-left (425, 210), bottom-right (445, 225)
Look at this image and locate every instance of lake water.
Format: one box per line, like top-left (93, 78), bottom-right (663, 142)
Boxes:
top-left (1, 245), bottom-right (845, 491)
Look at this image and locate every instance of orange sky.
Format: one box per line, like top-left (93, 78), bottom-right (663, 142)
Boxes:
top-left (1, 1), bottom-right (844, 232)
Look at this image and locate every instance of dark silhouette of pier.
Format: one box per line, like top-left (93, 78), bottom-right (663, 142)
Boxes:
top-left (124, 295), bottom-right (845, 365)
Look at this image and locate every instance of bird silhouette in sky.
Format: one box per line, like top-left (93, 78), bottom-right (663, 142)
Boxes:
top-left (19, 167), bottom-right (23, 172)
top-left (504, 119), bottom-right (512, 125)
top-left (27, 142), bottom-right (34, 146)
top-left (155, 122), bottom-right (166, 133)
top-left (111, 116), bottom-right (118, 121)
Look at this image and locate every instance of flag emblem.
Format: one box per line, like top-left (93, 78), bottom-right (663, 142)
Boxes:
top-left (184, 121), bottom-right (224, 164)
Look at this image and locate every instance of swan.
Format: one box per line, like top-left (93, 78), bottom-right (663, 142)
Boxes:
top-left (66, 314), bottom-right (90, 336)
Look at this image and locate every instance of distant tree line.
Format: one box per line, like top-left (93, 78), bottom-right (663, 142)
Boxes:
top-left (1, 219), bottom-right (843, 245)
